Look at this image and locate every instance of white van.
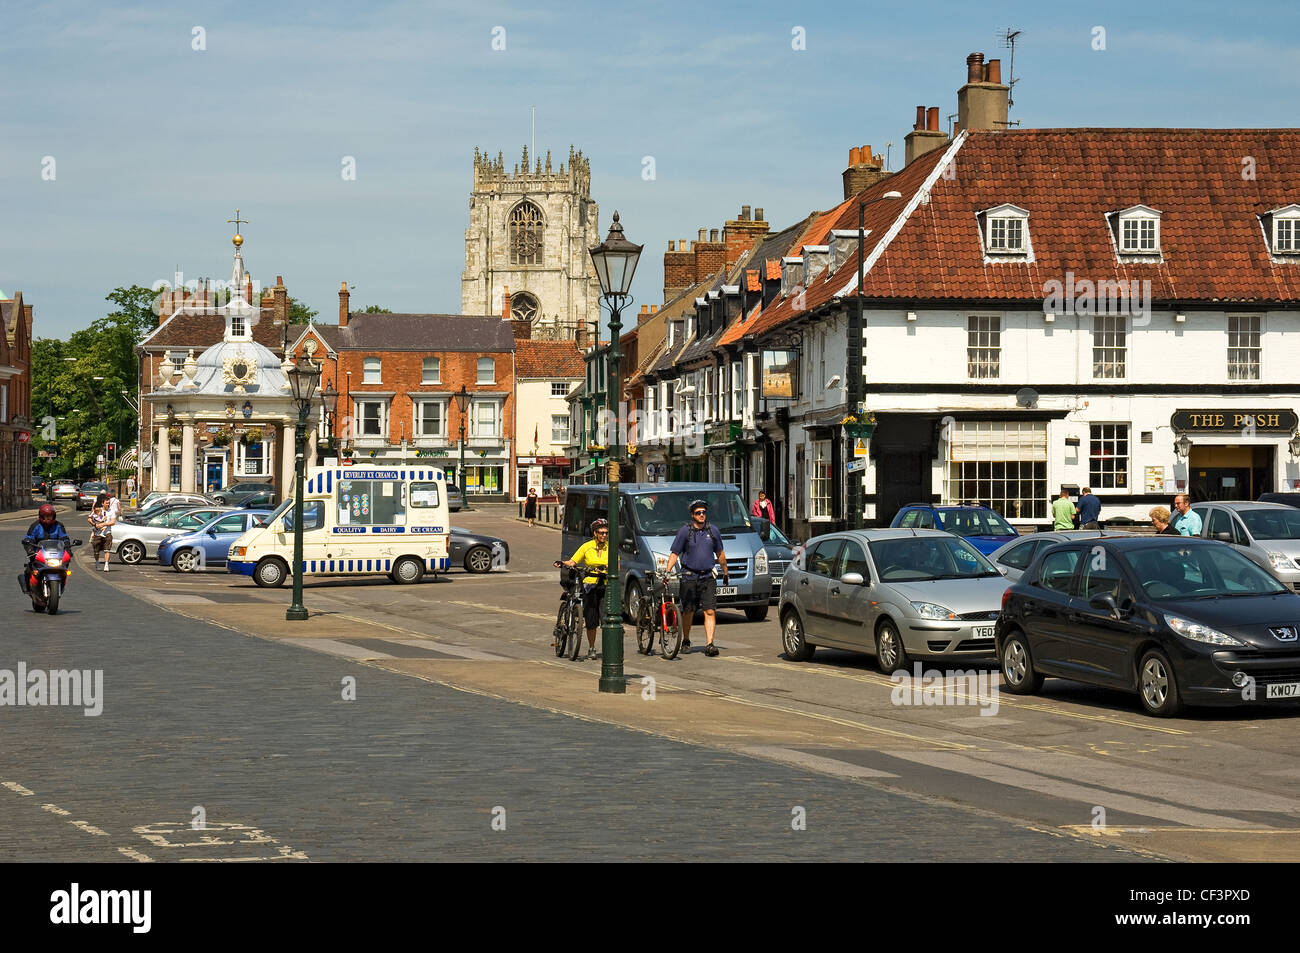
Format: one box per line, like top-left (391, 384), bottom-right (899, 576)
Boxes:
top-left (227, 466), bottom-right (451, 587)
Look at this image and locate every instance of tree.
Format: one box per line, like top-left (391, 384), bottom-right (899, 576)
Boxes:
top-left (288, 296), bottom-right (317, 323)
top-left (105, 285), bottom-right (159, 341)
top-left (361, 305), bottom-right (392, 314)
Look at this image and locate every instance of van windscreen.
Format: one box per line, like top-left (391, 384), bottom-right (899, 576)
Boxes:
top-left (630, 491), bottom-right (752, 535)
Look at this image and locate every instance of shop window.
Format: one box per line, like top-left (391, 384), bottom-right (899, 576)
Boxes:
top-left (1089, 424), bottom-right (1129, 489)
top-left (944, 420), bottom-right (1048, 519)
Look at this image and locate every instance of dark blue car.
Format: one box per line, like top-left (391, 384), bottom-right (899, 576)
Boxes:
top-left (890, 504), bottom-right (1019, 555)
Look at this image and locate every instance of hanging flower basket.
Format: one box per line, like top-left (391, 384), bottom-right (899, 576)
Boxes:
top-left (842, 412), bottom-right (876, 440)
top-left (213, 429), bottom-right (232, 447)
top-left (242, 427), bottom-right (265, 446)
top-left (167, 427), bottom-right (182, 443)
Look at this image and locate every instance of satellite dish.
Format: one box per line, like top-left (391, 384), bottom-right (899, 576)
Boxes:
top-left (1015, 387), bottom-right (1039, 408)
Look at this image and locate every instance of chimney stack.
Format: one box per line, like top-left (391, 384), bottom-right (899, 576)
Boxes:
top-left (957, 50), bottom-right (1010, 134)
top-left (905, 105), bottom-right (949, 165)
top-left (272, 275), bottom-right (288, 326)
top-left (724, 203), bottom-right (771, 267)
top-left (339, 281), bottom-right (350, 328)
top-left (843, 142), bottom-right (891, 199)
top-left (664, 236), bottom-right (696, 301)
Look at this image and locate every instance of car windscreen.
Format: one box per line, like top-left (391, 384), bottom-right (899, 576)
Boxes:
top-left (265, 498), bottom-right (295, 522)
top-left (868, 536), bottom-right (999, 582)
top-left (1239, 508), bottom-right (1300, 541)
top-left (1126, 543), bottom-right (1288, 599)
top-left (629, 491), bottom-right (753, 536)
top-left (937, 509), bottom-right (1016, 537)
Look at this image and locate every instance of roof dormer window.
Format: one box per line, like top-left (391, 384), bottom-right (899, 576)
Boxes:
top-left (1111, 205), bottom-right (1162, 257)
top-left (977, 204), bottom-right (1031, 258)
top-left (802, 245), bottom-right (830, 285)
top-left (781, 257), bottom-right (803, 297)
top-left (1266, 204), bottom-right (1300, 256)
top-left (829, 230), bottom-right (863, 273)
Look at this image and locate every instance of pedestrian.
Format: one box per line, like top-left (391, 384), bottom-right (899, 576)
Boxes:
top-left (751, 489), bottom-right (776, 523)
top-left (1051, 487), bottom-right (1077, 531)
top-left (1171, 493), bottom-right (1202, 536)
top-left (1077, 486), bottom-right (1101, 529)
top-left (89, 493), bottom-right (115, 571)
top-left (1148, 506), bottom-right (1180, 535)
top-left (524, 487), bottom-right (538, 527)
top-left (103, 486), bottom-right (121, 523)
top-left (663, 499), bottom-right (729, 657)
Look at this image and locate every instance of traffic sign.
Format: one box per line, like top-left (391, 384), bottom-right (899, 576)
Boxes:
top-left (847, 458), bottom-right (867, 473)
top-left (853, 438), bottom-right (868, 457)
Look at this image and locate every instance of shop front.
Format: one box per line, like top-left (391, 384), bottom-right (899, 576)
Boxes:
top-left (516, 455), bottom-right (569, 501)
top-left (1173, 409), bottom-right (1299, 502)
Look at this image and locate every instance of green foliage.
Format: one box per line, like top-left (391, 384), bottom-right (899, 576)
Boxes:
top-left (288, 296), bottom-right (318, 323)
top-left (361, 305), bottom-right (392, 313)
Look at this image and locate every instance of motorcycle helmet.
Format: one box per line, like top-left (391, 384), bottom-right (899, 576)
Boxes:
top-left (38, 503), bottom-right (57, 525)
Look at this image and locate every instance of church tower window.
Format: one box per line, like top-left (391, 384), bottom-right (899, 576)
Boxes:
top-left (511, 292), bottom-right (540, 323)
top-left (508, 201), bottom-right (544, 265)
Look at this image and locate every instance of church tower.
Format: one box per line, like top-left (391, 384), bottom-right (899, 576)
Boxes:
top-left (461, 145), bottom-right (601, 340)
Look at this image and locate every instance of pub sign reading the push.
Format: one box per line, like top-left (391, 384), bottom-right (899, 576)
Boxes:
top-left (1170, 410), bottom-right (1298, 433)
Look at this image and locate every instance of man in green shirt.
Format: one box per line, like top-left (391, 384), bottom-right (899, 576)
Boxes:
top-left (1052, 488), bottom-right (1077, 530)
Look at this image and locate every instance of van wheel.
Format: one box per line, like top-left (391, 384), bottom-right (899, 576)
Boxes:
top-left (393, 556), bottom-right (425, 584)
top-left (626, 579), bottom-right (645, 625)
top-left (253, 558), bottom-right (288, 589)
top-left (744, 604), bottom-right (769, 622)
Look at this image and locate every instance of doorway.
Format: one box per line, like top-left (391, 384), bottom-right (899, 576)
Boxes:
top-left (204, 456), bottom-right (225, 495)
top-left (872, 413), bottom-right (938, 526)
top-left (1188, 445), bottom-right (1273, 501)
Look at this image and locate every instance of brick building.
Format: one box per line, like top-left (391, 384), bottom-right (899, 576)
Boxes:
top-left (0, 290), bottom-right (34, 510)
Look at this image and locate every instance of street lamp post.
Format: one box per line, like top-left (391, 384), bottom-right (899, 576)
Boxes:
top-left (588, 212), bottom-right (643, 694)
top-left (319, 383), bottom-right (339, 464)
top-left (285, 355), bottom-right (321, 622)
top-left (454, 384), bottom-right (472, 511)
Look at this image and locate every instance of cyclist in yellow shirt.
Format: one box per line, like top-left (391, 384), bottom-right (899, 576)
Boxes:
top-left (553, 519), bottom-right (609, 660)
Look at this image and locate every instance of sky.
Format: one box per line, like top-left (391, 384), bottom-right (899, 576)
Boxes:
top-left (5, 0), bottom-right (1299, 339)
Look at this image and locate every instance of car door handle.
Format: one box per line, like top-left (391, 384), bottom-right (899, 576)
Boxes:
top-left (799, 578), bottom-right (810, 587)
top-left (831, 587), bottom-right (841, 595)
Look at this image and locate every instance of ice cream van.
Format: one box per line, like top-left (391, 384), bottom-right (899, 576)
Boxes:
top-left (227, 466), bottom-right (452, 587)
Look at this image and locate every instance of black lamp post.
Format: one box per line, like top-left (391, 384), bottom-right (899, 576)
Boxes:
top-left (319, 382), bottom-right (339, 463)
top-left (454, 384), bottom-right (472, 511)
top-left (285, 355), bottom-right (321, 621)
top-left (588, 211), bottom-right (643, 694)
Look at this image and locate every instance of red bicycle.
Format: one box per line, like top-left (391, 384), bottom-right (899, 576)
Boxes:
top-left (636, 569), bottom-right (684, 659)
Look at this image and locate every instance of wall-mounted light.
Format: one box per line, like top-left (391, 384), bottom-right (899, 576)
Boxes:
top-left (1289, 431), bottom-right (1300, 459)
top-left (1175, 313), bottom-right (1186, 323)
top-left (1174, 433), bottom-right (1192, 458)
top-left (1064, 436), bottom-right (1081, 447)
top-left (906, 311), bottom-right (917, 322)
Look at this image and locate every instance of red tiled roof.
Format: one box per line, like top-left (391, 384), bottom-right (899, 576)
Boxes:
top-left (746, 269), bottom-right (761, 292)
top-left (516, 338), bottom-right (585, 378)
top-left (765, 259), bottom-right (781, 281)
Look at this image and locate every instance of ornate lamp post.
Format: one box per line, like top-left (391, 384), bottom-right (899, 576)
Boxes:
top-left (454, 384), bottom-right (472, 511)
top-left (285, 355), bottom-right (321, 621)
top-left (319, 382), bottom-right (339, 463)
top-left (588, 212), bottom-right (643, 694)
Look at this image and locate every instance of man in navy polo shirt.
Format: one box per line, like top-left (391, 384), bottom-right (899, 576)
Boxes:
top-left (664, 499), bottom-right (729, 657)
top-left (1077, 486), bottom-right (1102, 529)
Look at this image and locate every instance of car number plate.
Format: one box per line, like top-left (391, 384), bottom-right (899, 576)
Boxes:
top-left (716, 586), bottom-right (738, 596)
top-left (1266, 682), bottom-right (1300, 699)
top-left (973, 627), bottom-right (995, 639)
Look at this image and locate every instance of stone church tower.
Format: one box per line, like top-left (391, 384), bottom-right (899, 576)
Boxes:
top-left (461, 145), bottom-right (601, 340)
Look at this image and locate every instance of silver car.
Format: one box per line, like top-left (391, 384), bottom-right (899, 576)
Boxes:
top-left (989, 529), bottom-right (1133, 583)
top-left (779, 529), bottom-right (1009, 674)
top-left (112, 506), bottom-right (234, 565)
top-left (1190, 501), bottom-right (1300, 591)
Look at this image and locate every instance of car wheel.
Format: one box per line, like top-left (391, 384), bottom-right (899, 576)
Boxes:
top-left (117, 540), bottom-right (145, 566)
top-left (744, 604), bottom-right (769, 622)
top-left (464, 545), bottom-right (492, 574)
top-left (781, 608), bottom-right (815, 662)
top-left (1138, 648), bottom-right (1183, 717)
top-left (875, 619), bottom-right (910, 675)
top-left (393, 556), bottom-right (425, 585)
top-left (1000, 630), bottom-right (1043, 694)
top-left (172, 549), bottom-right (201, 573)
top-left (253, 558), bottom-right (288, 588)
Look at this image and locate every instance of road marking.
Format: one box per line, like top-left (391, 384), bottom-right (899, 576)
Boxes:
top-left (722, 656), bottom-right (1187, 735)
top-left (445, 601), bottom-right (554, 621)
top-left (70, 820), bottom-right (110, 836)
top-left (117, 847), bottom-right (155, 862)
top-left (1062, 825), bottom-right (1300, 835)
top-left (2, 781), bottom-right (35, 796)
top-left (740, 745), bottom-right (901, 779)
top-left (42, 803), bottom-right (70, 816)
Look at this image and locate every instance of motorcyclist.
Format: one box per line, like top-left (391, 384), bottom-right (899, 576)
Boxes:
top-left (20, 504), bottom-right (70, 592)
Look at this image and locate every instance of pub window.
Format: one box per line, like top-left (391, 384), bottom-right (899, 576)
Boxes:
top-left (944, 420), bottom-right (1048, 520)
top-left (1092, 315), bottom-right (1126, 379)
top-left (1227, 315), bottom-right (1261, 381)
top-left (967, 316), bottom-right (1001, 379)
top-left (1089, 423), bottom-right (1129, 489)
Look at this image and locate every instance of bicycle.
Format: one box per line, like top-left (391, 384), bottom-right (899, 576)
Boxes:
top-left (552, 563), bottom-right (607, 661)
top-left (636, 569), bottom-right (684, 659)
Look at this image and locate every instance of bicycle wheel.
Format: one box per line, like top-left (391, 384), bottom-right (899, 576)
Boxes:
top-left (567, 594), bottom-right (586, 660)
top-left (553, 596), bottom-right (570, 658)
top-left (658, 598), bottom-right (684, 660)
top-left (635, 601), bottom-right (655, 655)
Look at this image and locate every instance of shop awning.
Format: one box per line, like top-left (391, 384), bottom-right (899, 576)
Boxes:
top-left (569, 463), bottom-right (596, 478)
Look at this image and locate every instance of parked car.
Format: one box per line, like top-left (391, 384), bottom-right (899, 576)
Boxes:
top-left (447, 483), bottom-right (463, 512)
top-left (1258, 492), bottom-right (1300, 510)
top-left (450, 526), bottom-right (509, 573)
top-left (997, 535), bottom-right (1300, 716)
top-left (779, 529), bottom-right (1007, 673)
top-left (752, 517), bottom-right (798, 603)
top-left (51, 481), bottom-right (80, 503)
top-left (1190, 501), bottom-right (1300, 591)
top-left (158, 509), bottom-right (274, 572)
top-left (135, 491), bottom-right (214, 514)
top-left (113, 506), bottom-right (235, 564)
top-left (77, 481), bottom-right (109, 510)
top-left (31, 476), bottom-right (49, 498)
top-left (210, 482), bottom-right (274, 506)
top-left (890, 503), bottom-right (1020, 555)
top-left (989, 529), bottom-right (1133, 583)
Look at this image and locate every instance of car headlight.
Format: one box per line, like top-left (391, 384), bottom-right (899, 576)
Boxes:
top-left (231, 546), bottom-right (247, 558)
top-left (911, 601), bottom-right (958, 621)
top-left (653, 552), bottom-right (669, 571)
top-left (1164, 614), bottom-right (1245, 647)
top-left (754, 549), bottom-right (768, 575)
top-left (1268, 552), bottom-right (1291, 570)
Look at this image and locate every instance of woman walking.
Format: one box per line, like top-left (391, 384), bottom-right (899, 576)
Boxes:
top-left (524, 487), bottom-right (539, 527)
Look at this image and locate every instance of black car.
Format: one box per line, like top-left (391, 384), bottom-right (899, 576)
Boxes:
top-left (449, 526), bottom-right (509, 573)
top-left (996, 535), bottom-right (1300, 716)
top-left (1259, 492), bottom-right (1300, 510)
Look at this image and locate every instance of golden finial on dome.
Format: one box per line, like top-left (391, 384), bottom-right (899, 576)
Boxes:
top-left (226, 208), bottom-right (248, 248)
top-left (232, 233), bottom-right (243, 247)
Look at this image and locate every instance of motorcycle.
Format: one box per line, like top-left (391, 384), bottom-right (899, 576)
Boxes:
top-left (19, 538), bottom-right (82, 615)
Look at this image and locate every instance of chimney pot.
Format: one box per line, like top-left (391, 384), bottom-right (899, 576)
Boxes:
top-left (915, 105), bottom-right (926, 130)
top-left (966, 52), bottom-right (985, 83)
top-left (927, 106), bottom-right (940, 132)
top-left (740, 204), bottom-right (751, 220)
top-left (276, 275), bottom-right (283, 286)
top-left (755, 208), bottom-right (764, 221)
top-left (709, 228), bottom-right (719, 242)
top-left (668, 240), bottom-right (675, 251)
top-left (862, 144), bottom-right (873, 166)
top-left (698, 228), bottom-right (706, 242)
top-left (849, 146), bottom-right (861, 165)
top-left (986, 58), bottom-right (1001, 84)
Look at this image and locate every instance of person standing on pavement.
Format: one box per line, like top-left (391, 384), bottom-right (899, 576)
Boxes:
top-left (663, 499), bottom-right (728, 657)
top-left (524, 487), bottom-right (538, 527)
top-left (1148, 506), bottom-right (1181, 535)
top-left (751, 490), bottom-right (776, 523)
top-left (1172, 493), bottom-right (1202, 536)
top-left (1051, 487), bottom-right (1077, 531)
top-left (1077, 487), bottom-right (1101, 529)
